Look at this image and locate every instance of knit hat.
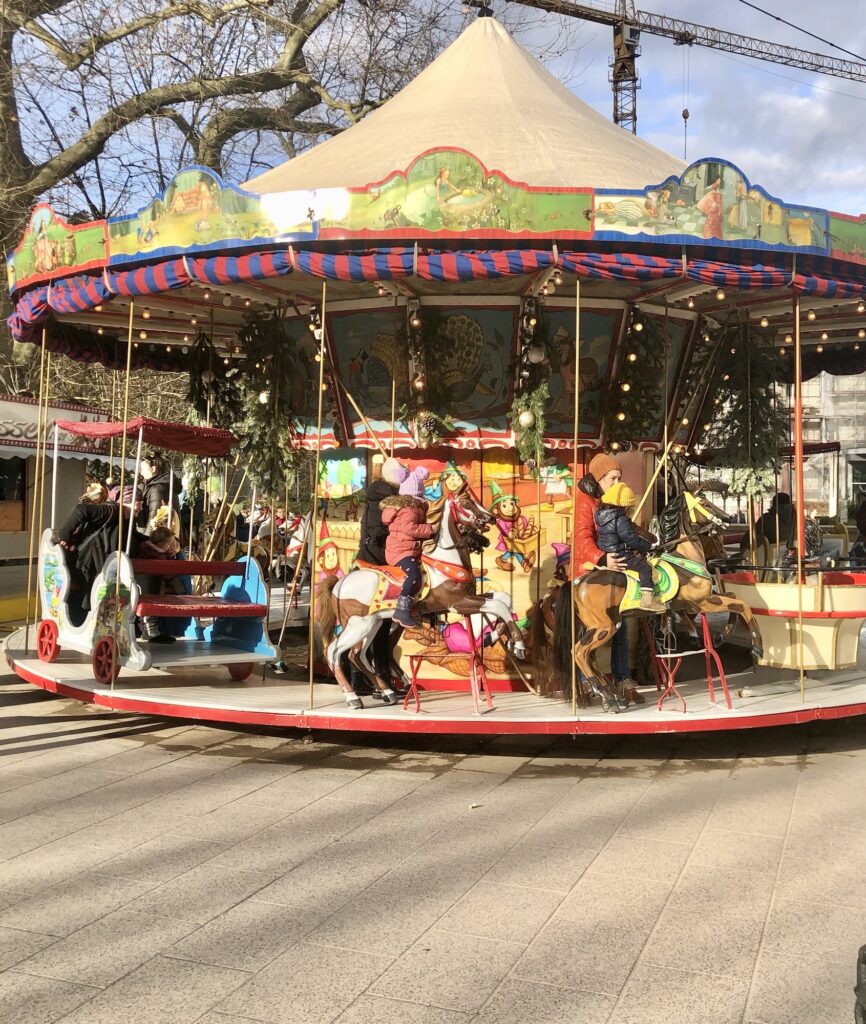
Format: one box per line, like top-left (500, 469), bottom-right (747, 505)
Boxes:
top-left (551, 542), bottom-right (571, 569)
top-left (381, 457), bottom-right (410, 487)
top-left (603, 481), bottom-right (637, 509)
top-left (399, 466), bottom-right (430, 499)
top-left (588, 452), bottom-right (621, 480)
top-left (488, 479), bottom-right (516, 509)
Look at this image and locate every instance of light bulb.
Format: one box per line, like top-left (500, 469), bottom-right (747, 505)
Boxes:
top-left (807, 308), bottom-right (816, 321)
top-left (377, 284), bottom-right (385, 296)
top-left (779, 347), bottom-right (786, 355)
top-left (244, 298), bottom-right (251, 308)
top-left (703, 423), bottom-right (712, 431)
top-left (616, 411), bottom-right (626, 421)
top-left (410, 314), bottom-right (421, 329)
top-left (142, 308), bottom-right (151, 319)
top-left (222, 295), bottom-right (232, 307)
top-left (182, 346), bottom-right (189, 354)
top-left (541, 284), bottom-right (549, 296)
top-left (730, 347), bottom-right (736, 355)
top-left (166, 345), bottom-right (172, 353)
top-left (715, 288), bottom-right (725, 301)
top-left (313, 352), bottom-right (321, 362)
top-left (759, 316), bottom-right (769, 328)
top-left (627, 352), bottom-right (638, 363)
top-left (139, 330), bottom-right (147, 340)
top-left (722, 373), bottom-right (730, 382)
top-left (610, 442), bottom-right (620, 451)
top-left (703, 333), bottom-right (711, 343)
top-left (97, 327), bottom-right (103, 335)
top-left (621, 382), bottom-right (630, 392)
top-left (321, 382), bottom-right (328, 391)
top-left (553, 271), bottom-right (563, 286)
top-left (528, 316), bottom-right (537, 327)
top-left (413, 378), bottom-right (426, 392)
top-left (223, 357), bottom-right (229, 365)
top-left (681, 417), bottom-right (689, 426)
top-left (183, 334), bottom-right (189, 342)
top-left (687, 296), bottom-right (694, 309)
top-left (816, 344), bottom-right (824, 353)
top-left (633, 321), bottom-right (644, 333)
top-left (821, 331), bottom-right (828, 341)
top-left (859, 329), bottom-right (866, 339)
top-left (203, 289), bottom-right (211, 300)
top-left (858, 300), bottom-right (865, 313)
top-left (190, 316), bottom-right (197, 325)
top-left (856, 344), bottom-right (861, 351)
top-left (258, 390), bottom-right (269, 404)
top-left (95, 304), bottom-right (103, 312)
top-left (785, 334), bottom-right (793, 344)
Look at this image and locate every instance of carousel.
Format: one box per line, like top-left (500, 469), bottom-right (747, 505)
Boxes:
top-left (5, 16), bottom-right (866, 735)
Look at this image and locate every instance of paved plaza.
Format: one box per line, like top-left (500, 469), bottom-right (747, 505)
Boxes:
top-left (0, 666), bottom-right (863, 1024)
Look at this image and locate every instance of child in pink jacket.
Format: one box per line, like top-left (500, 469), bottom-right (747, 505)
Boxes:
top-left (380, 467), bottom-right (434, 627)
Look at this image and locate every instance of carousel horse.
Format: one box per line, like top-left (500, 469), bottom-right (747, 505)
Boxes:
top-left (549, 489), bottom-right (763, 713)
top-left (315, 491), bottom-right (526, 708)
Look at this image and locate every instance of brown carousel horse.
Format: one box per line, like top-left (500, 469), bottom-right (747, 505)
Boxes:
top-left (547, 490), bottom-right (763, 713)
top-left (315, 491), bottom-right (526, 709)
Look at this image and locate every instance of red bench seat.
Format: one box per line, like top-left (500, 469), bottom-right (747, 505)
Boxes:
top-left (136, 595), bottom-right (267, 618)
top-left (131, 560), bottom-right (245, 576)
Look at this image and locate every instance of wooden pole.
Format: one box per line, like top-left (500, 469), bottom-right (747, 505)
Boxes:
top-left (331, 368), bottom-right (388, 459)
top-left (792, 290), bottom-right (806, 702)
top-left (308, 283), bottom-right (328, 710)
top-left (570, 278), bottom-right (581, 716)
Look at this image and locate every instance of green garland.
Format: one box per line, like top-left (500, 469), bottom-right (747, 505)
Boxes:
top-left (510, 380), bottom-right (549, 474)
top-left (185, 330), bottom-right (244, 427)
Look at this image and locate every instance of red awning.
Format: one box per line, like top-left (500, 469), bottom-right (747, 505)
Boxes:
top-left (54, 416), bottom-right (240, 457)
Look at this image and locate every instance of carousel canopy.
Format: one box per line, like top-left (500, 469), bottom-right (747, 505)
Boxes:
top-left (245, 17), bottom-right (685, 194)
top-left (55, 417), bottom-right (240, 457)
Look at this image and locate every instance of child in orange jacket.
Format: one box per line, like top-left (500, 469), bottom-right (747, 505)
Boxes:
top-left (380, 467), bottom-right (434, 627)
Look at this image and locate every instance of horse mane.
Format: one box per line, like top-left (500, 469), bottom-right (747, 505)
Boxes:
top-left (657, 493), bottom-right (686, 545)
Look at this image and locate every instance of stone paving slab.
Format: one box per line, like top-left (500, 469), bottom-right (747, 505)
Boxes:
top-left (0, 669), bottom-right (865, 1024)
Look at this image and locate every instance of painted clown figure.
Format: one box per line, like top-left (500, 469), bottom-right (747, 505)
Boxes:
top-left (490, 481), bottom-right (536, 573)
top-left (316, 521), bottom-right (345, 581)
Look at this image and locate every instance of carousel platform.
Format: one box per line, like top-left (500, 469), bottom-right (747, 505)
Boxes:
top-left (6, 626), bottom-right (866, 736)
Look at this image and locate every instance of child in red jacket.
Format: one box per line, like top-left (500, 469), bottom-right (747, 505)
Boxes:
top-left (380, 466), bottom-right (434, 627)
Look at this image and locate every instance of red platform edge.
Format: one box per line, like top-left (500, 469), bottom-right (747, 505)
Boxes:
top-left (10, 658), bottom-right (866, 736)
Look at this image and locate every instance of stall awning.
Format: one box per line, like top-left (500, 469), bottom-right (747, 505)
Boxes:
top-left (54, 417), bottom-right (240, 457)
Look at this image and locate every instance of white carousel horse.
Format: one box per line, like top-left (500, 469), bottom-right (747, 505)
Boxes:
top-left (316, 492), bottom-right (526, 708)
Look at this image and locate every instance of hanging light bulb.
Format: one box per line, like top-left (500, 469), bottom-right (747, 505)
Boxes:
top-left (244, 298), bottom-right (252, 308)
top-left (222, 295), bottom-right (232, 307)
top-left (807, 308), bottom-right (816, 321)
top-left (816, 344), bottom-right (824, 353)
top-left (94, 305), bottom-right (103, 312)
top-left (182, 346), bottom-right (189, 354)
top-left (377, 284), bottom-right (386, 297)
top-left (139, 330), bottom-right (148, 340)
top-left (183, 334), bottom-right (190, 342)
top-left (821, 331), bottom-right (828, 341)
top-left (553, 270), bottom-right (563, 287)
top-left (223, 357), bottom-right (229, 365)
top-left (258, 390), bottom-right (270, 404)
top-left (722, 373), bottom-right (730, 382)
top-left (413, 376), bottom-right (426, 392)
top-left (165, 345), bottom-right (172, 353)
top-left (541, 284), bottom-right (549, 296)
top-left (610, 441), bottom-right (620, 451)
top-left (97, 327), bottom-right (104, 335)
top-left (620, 382), bottom-right (630, 392)
top-left (142, 308), bottom-right (151, 320)
top-left (313, 352), bottom-right (321, 362)
top-left (703, 423), bottom-right (712, 431)
top-left (190, 316), bottom-right (198, 325)
top-left (703, 333), bottom-right (711, 343)
top-left (779, 347), bottom-right (786, 355)
top-left (785, 334), bottom-right (793, 344)
top-left (855, 343), bottom-right (861, 351)
top-left (715, 287), bottom-right (726, 301)
top-left (759, 316), bottom-right (769, 328)
top-left (681, 417), bottom-right (689, 426)
top-left (627, 352), bottom-right (638, 363)
top-left (687, 296), bottom-right (695, 309)
top-left (633, 320), bottom-right (644, 333)
top-left (202, 288), bottom-right (212, 300)
top-left (616, 411), bottom-right (626, 421)
top-left (858, 300), bottom-right (865, 313)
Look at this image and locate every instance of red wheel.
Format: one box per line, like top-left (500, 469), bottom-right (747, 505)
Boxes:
top-left (92, 636), bottom-right (120, 685)
top-left (36, 619), bottom-right (60, 663)
top-left (228, 662), bottom-right (254, 681)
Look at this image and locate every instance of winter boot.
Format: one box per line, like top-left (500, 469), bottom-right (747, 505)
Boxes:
top-left (393, 596), bottom-right (420, 629)
top-left (640, 589), bottom-right (666, 614)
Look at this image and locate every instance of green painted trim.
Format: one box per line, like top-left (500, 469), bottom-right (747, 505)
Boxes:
top-left (660, 551), bottom-right (711, 580)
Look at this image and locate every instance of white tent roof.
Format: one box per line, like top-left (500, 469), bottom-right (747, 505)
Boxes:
top-left (246, 17), bottom-right (685, 195)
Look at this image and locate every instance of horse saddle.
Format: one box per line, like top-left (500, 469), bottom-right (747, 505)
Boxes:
top-left (618, 557), bottom-right (679, 616)
top-left (353, 560), bottom-right (431, 614)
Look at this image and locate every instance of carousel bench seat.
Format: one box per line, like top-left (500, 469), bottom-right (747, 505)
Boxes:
top-left (131, 559), bottom-right (245, 576)
top-left (135, 595), bottom-right (267, 618)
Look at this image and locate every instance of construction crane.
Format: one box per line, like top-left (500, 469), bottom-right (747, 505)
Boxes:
top-left (466, 0), bottom-right (866, 134)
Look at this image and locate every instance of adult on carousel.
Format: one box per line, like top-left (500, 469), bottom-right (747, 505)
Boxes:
top-left (573, 451), bottom-right (645, 705)
top-left (353, 457), bottom-right (409, 693)
top-left (140, 451), bottom-right (181, 535)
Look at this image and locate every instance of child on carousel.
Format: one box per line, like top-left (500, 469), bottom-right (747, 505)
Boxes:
top-left (380, 466), bottom-right (434, 628)
top-left (595, 481), bottom-right (665, 613)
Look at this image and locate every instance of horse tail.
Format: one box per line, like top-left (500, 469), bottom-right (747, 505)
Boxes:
top-left (530, 597), bottom-right (557, 699)
top-left (314, 575), bottom-right (339, 647)
top-left (551, 581), bottom-right (576, 691)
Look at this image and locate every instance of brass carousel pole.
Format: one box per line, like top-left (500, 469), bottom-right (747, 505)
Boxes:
top-left (24, 318), bottom-right (50, 649)
top-left (792, 291), bottom-right (806, 702)
top-left (570, 278), bottom-right (581, 716)
top-left (308, 283), bottom-right (328, 710)
top-left (31, 350), bottom-right (53, 640)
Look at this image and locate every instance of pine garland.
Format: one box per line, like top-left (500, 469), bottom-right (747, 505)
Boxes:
top-left (510, 381), bottom-right (549, 474)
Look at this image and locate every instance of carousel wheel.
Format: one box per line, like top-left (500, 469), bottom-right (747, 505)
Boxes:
top-left (228, 662), bottom-right (254, 681)
top-left (92, 636), bottom-right (120, 685)
top-left (36, 619), bottom-right (60, 663)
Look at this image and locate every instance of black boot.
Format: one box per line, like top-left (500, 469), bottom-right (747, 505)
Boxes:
top-left (393, 596), bottom-right (420, 628)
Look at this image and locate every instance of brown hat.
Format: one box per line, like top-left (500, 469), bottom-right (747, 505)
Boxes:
top-left (588, 452), bottom-right (621, 480)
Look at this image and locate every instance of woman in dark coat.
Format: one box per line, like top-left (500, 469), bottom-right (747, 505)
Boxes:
top-left (140, 452), bottom-right (181, 535)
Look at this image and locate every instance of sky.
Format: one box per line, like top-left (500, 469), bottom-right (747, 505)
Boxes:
top-left (493, 0), bottom-right (866, 214)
